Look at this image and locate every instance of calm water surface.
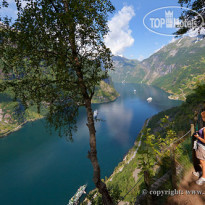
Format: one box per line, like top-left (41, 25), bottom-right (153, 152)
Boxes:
top-left (0, 84), bottom-right (181, 205)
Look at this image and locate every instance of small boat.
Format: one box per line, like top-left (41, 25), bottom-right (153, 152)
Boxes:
top-left (93, 110), bottom-right (98, 119)
top-left (68, 184), bottom-right (87, 205)
top-left (134, 89), bottom-right (136, 93)
top-left (147, 97), bottom-right (152, 103)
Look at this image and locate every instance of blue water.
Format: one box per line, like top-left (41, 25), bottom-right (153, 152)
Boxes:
top-left (0, 84), bottom-right (181, 205)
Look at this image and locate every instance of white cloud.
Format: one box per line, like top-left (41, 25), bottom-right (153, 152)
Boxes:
top-left (104, 6), bottom-right (135, 56)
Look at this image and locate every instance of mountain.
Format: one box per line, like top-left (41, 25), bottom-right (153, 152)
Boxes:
top-left (84, 84), bottom-right (205, 205)
top-left (110, 36), bottom-right (205, 100)
top-left (0, 79), bottom-right (119, 136)
top-left (109, 56), bottom-right (146, 83)
top-left (92, 80), bottom-right (120, 103)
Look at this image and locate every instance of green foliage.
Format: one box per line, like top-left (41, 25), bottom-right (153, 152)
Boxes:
top-left (176, 0), bottom-right (205, 36)
top-left (137, 116), bottom-right (177, 179)
top-left (91, 81), bottom-right (119, 103)
top-left (0, 101), bottom-right (44, 136)
top-left (136, 116), bottom-right (179, 204)
top-left (1, 1), bottom-right (117, 203)
top-left (110, 37), bottom-right (205, 100)
top-left (186, 83), bottom-right (205, 105)
top-left (137, 128), bottom-right (158, 177)
top-left (109, 56), bottom-right (144, 83)
top-left (84, 184), bottom-right (121, 205)
top-left (148, 84), bottom-right (205, 133)
top-left (0, 0), bottom-right (115, 137)
top-left (89, 85), bottom-right (204, 204)
top-left (150, 38), bottom-right (205, 100)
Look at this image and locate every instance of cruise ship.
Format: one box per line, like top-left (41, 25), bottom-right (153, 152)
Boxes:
top-left (68, 184), bottom-right (87, 205)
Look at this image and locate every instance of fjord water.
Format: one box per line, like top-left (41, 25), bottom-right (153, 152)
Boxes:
top-left (0, 84), bottom-right (181, 205)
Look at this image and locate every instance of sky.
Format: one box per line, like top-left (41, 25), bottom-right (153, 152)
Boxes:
top-left (106, 0), bottom-right (185, 60)
top-left (1, 0), bottom-right (202, 61)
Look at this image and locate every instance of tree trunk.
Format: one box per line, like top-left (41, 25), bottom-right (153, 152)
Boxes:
top-left (85, 98), bottom-right (114, 205)
top-left (61, 1), bottom-right (114, 202)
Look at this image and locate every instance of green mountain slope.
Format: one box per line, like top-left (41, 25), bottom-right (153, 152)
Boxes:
top-left (109, 56), bottom-right (146, 83)
top-left (110, 36), bottom-right (205, 100)
top-left (83, 83), bottom-right (205, 205)
top-left (0, 80), bottom-right (119, 136)
top-left (146, 37), bottom-right (205, 100)
top-left (91, 80), bottom-right (120, 103)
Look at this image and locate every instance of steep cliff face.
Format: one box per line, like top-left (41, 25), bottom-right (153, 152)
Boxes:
top-left (110, 36), bottom-right (205, 100)
top-left (141, 36), bottom-right (205, 85)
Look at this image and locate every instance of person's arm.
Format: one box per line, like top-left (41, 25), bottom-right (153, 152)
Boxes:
top-left (195, 128), bottom-right (205, 143)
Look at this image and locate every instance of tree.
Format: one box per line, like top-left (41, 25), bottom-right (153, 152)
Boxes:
top-left (137, 116), bottom-right (177, 204)
top-left (0, 0), bottom-right (115, 204)
top-left (84, 184), bottom-right (121, 205)
top-left (176, 0), bottom-right (205, 35)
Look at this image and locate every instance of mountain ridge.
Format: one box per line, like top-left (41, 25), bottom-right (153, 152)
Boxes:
top-left (109, 35), bottom-right (205, 100)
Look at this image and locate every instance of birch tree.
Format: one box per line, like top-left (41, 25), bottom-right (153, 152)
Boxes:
top-left (0, 0), bottom-right (115, 204)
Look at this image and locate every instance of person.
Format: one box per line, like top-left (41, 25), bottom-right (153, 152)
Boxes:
top-left (193, 111), bottom-right (205, 185)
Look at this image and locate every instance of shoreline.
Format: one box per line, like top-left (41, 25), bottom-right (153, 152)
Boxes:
top-left (92, 94), bottom-right (120, 105)
top-left (0, 116), bottom-right (43, 138)
top-left (107, 117), bottom-right (150, 182)
top-left (114, 82), bottom-right (186, 101)
top-left (83, 117), bottom-right (151, 204)
top-left (160, 88), bottom-right (186, 101)
top-left (0, 96), bottom-right (119, 138)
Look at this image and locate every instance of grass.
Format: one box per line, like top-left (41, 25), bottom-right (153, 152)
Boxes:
top-left (83, 84), bottom-right (205, 204)
top-left (0, 101), bottom-right (44, 136)
top-left (91, 81), bottom-right (119, 103)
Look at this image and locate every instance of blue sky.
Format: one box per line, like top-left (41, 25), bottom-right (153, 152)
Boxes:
top-left (107, 0), bottom-right (182, 60)
top-left (1, 0), bottom-right (198, 60)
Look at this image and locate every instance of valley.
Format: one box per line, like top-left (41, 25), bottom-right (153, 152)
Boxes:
top-left (110, 36), bottom-right (205, 100)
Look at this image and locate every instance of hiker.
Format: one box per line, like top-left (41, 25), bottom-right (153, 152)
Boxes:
top-left (193, 111), bottom-right (205, 185)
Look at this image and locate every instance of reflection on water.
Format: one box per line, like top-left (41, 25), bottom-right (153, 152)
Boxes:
top-left (0, 83), bottom-right (182, 205)
top-left (100, 100), bottom-right (133, 145)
